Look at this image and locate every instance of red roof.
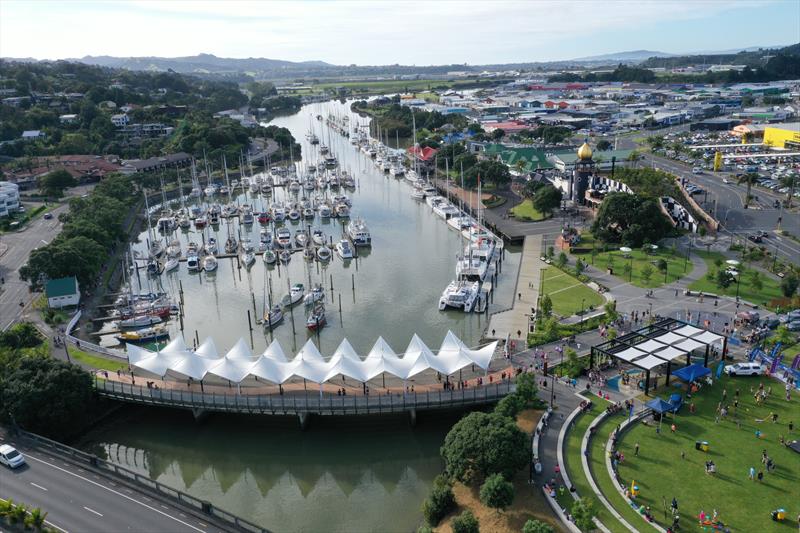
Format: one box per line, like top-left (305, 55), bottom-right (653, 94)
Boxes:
top-left (407, 145), bottom-right (438, 162)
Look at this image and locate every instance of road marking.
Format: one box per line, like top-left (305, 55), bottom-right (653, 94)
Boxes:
top-left (30, 482), bottom-right (48, 491)
top-left (24, 454), bottom-right (205, 532)
top-left (84, 506), bottom-right (103, 517)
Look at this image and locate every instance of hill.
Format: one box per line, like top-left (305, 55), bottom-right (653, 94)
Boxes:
top-left (641, 43), bottom-right (799, 69)
top-left (570, 50), bottom-right (675, 63)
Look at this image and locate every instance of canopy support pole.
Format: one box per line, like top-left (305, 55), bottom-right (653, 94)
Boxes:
top-left (703, 345), bottom-right (709, 368)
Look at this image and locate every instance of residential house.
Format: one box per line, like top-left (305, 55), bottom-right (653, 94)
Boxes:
top-left (45, 277), bottom-right (80, 309)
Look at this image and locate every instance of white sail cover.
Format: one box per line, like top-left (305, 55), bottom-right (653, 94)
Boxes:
top-left (326, 338), bottom-right (368, 382)
top-left (195, 337), bottom-right (220, 359)
top-left (261, 339), bottom-right (289, 362)
top-left (292, 339), bottom-right (329, 383)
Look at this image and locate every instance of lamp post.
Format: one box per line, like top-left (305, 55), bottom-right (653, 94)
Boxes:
top-left (629, 256), bottom-right (633, 282)
top-left (580, 298), bottom-right (586, 331)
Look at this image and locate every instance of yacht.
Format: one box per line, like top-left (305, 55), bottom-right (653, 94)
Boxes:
top-left (319, 204), bottom-right (332, 219)
top-left (288, 207), bottom-right (301, 221)
top-left (146, 260), bottom-right (163, 276)
top-left (311, 228), bottom-right (325, 246)
top-left (317, 245), bottom-right (332, 261)
top-left (203, 255), bottom-right (218, 272)
top-left (257, 211), bottom-right (271, 224)
top-left (307, 133), bottom-right (319, 145)
top-left (277, 227), bottom-right (292, 248)
top-left (422, 183), bottom-right (437, 197)
top-left (304, 284), bottom-right (325, 307)
top-left (259, 229), bottom-right (273, 248)
top-left (241, 250), bottom-right (256, 268)
top-left (306, 304), bottom-right (326, 331)
top-left (262, 249), bottom-right (277, 264)
top-left (205, 237), bottom-right (218, 255)
top-left (335, 203), bottom-right (350, 218)
top-left (186, 252), bottom-right (200, 272)
top-left (225, 237), bottom-right (238, 254)
top-left (320, 144), bottom-right (329, 155)
top-left (194, 215), bottom-right (207, 229)
top-left (118, 315), bottom-right (162, 329)
top-left (336, 239), bottom-right (354, 259)
top-left (456, 239), bottom-right (496, 282)
top-left (178, 215), bottom-right (190, 229)
top-left (164, 257), bottom-right (179, 273)
top-left (346, 218), bottom-right (371, 246)
top-left (438, 281), bottom-right (480, 312)
top-left (271, 205), bottom-right (286, 223)
top-left (279, 250), bottom-right (292, 263)
top-left (116, 326), bottom-right (170, 344)
top-left (209, 209), bottom-right (220, 226)
top-left (241, 206), bottom-right (254, 225)
top-left (166, 240), bottom-right (181, 258)
top-left (295, 231), bottom-right (308, 247)
top-left (282, 283), bottom-right (305, 307)
top-left (249, 181), bottom-right (260, 194)
top-left (190, 187), bottom-right (202, 199)
top-left (410, 186), bottom-right (425, 201)
top-left (389, 164), bottom-right (405, 177)
top-left (263, 305), bottom-right (283, 329)
top-left (149, 239), bottom-right (164, 258)
top-left (156, 217), bottom-right (175, 232)
top-left (289, 180), bottom-right (301, 193)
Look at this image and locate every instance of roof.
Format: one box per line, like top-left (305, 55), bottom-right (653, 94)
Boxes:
top-left (45, 277), bottom-right (78, 298)
top-left (482, 144), bottom-right (553, 170)
top-left (22, 130), bottom-right (43, 137)
top-left (407, 145), bottom-right (438, 162)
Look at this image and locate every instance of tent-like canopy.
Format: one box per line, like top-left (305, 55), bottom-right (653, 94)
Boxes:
top-left (616, 347), bottom-right (646, 362)
top-left (674, 324), bottom-right (704, 338)
top-left (126, 332), bottom-right (497, 386)
top-left (674, 338), bottom-right (705, 353)
top-left (672, 364), bottom-right (711, 382)
top-left (634, 339), bottom-right (668, 354)
top-left (645, 398), bottom-right (674, 414)
top-left (636, 354), bottom-right (668, 370)
top-left (652, 332), bottom-right (686, 345)
top-left (653, 346), bottom-right (686, 362)
top-left (694, 331), bottom-right (724, 345)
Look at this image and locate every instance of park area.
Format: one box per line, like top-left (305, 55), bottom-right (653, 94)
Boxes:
top-left (689, 250), bottom-right (784, 309)
top-left (614, 375), bottom-right (799, 532)
top-left (541, 266), bottom-right (605, 317)
top-left (509, 199), bottom-right (547, 221)
top-left (572, 235), bottom-right (689, 288)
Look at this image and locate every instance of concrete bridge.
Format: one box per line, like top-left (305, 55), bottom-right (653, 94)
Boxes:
top-left (95, 378), bottom-right (514, 428)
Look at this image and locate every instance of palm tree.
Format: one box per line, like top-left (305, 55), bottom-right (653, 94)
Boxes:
top-left (780, 174), bottom-right (797, 208)
top-left (626, 150), bottom-right (641, 168)
top-left (737, 172), bottom-right (760, 208)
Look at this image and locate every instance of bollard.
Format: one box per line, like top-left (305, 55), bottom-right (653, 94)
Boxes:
top-left (247, 310), bottom-right (253, 331)
top-left (330, 273), bottom-right (334, 290)
top-left (351, 273), bottom-right (355, 291)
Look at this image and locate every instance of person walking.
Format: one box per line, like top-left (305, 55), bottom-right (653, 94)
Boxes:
top-left (635, 442), bottom-right (640, 456)
top-left (749, 466), bottom-right (755, 481)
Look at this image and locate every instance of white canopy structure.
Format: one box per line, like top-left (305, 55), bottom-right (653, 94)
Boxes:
top-left (126, 332), bottom-right (497, 386)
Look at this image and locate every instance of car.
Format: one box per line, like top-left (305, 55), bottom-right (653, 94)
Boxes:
top-left (724, 362), bottom-right (765, 376)
top-left (722, 178), bottom-right (730, 184)
top-left (757, 230), bottom-right (769, 238)
top-left (747, 234), bottom-right (763, 243)
top-left (0, 444), bottom-right (26, 469)
top-left (761, 317), bottom-right (780, 329)
top-left (787, 321), bottom-right (800, 332)
top-left (692, 167), bottom-right (703, 174)
top-left (43, 212), bottom-right (53, 220)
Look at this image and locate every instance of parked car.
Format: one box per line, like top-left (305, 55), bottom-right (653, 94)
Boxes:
top-left (761, 317), bottom-right (780, 330)
top-left (724, 362), bottom-right (765, 376)
top-left (747, 234), bottom-right (763, 243)
top-left (43, 212), bottom-right (53, 220)
top-left (0, 444), bottom-right (26, 469)
top-left (787, 321), bottom-right (800, 332)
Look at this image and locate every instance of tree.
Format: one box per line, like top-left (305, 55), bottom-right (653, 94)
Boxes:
top-left (556, 252), bottom-right (568, 269)
top-left (422, 476), bottom-right (456, 526)
top-left (781, 272), bottom-right (799, 298)
top-left (25, 507), bottom-right (48, 530)
top-left (604, 300), bottom-right (619, 322)
top-left (574, 258), bottom-right (586, 276)
top-left (514, 372), bottom-right (539, 407)
top-left (523, 519), bottom-right (554, 533)
top-left (622, 263), bottom-right (632, 280)
top-left (480, 473), bottom-right (514, 511)
top-left (656, 258), bottom-right (668, 274)
top-left (737, 172), bottom-right (760, 208)
top-left (494, 392), bottom-right (525, 418)
top-left (715, 269), bottom-right (735, 289)
top-left (451, 510), bottom-right (479, 533)
top-left (596, 139), bottom-right (612, 151)
top-left (465, 160), bottom-right (511, 189)
top-left (750, 271), bottom-right (763, 292)
top-left (591, 193), bottom-right (672, 247)
top-left (0, 357), bottom-right (94, 440)
top-left (571, 498), bottom-right (596, 531)
top-left (38, 169), bottom-right (77, 198)
top-left (780, 174), bottom-right (797, 208)
top-left (441, 412), bottom-right (528, 484)
top-left (531, 185), bottom-right (562, 216)
top-left (540, 294), bottom-right (553, 317)
top-left (640, 264), bottom-right (654, 284)
top-left (0, 322), bottom-right (42, 349)
top-left (491, 128), bottom-right (506, 141)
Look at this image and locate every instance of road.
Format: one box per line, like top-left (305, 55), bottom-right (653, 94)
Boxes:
top-left (644, 154), bottom-right (800, 264)
top-left (0, 432), bottom-right (228, 533)
top-left (0, 204), bottom-right (69, 331)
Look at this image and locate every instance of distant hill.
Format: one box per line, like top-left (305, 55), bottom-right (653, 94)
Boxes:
top-left (641, 43), bottom-right (800, 69)
top-left (570, 50), bottom-right (676, 63)
top-left (70, 53), bottom-right (335, 74)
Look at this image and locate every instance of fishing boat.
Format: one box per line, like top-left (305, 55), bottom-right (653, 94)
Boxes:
top-left (317, 245), bottom-right (332, 261)
top-left (346, 218), bottom-right (371, 246)
top-left (186, 252), bottom-right (200, 272)
top-left (263, 305), bottom-right (283, 329)
top-left (118, 315), bottom-right (162, 329)
top-left (276, 227), bottom-right (292, 248)
top-left (164, 257), bottom-right (179, 272)
top-left (203, 255), bottom-right (218, 272)
top-left (438, 281), bottom-right (480, 312)
top-left (306, 304), bottom-right (326, 331)
top-left (282, 283), bottom-right (305, 306)
top-left (116, 326), bottom-right (170, 344)
top-left (311, 228), bottom-right (325, 246)
top-left (336, 239), bottom-right (354, 259)
top-left (262, 249), bottom-right (277, 264)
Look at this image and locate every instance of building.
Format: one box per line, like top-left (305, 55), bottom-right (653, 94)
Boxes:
top-left (59, 114), bottom-right (79, 125)
top-left (0, 182), bottom-right (20, 217)
top-left (45, 277), bottom-right (80, 309)
top-left (21, 130), bottom-right (46, 142)
top-left (121, 152), bottom-right (192, 173)
top-left (763, 123), bottom-right (800, 149)
top-left (111, 113), bottom-right (130, 127)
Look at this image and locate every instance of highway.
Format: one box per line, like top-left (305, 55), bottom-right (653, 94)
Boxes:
top-left (0, 432), bottom-right (229, 533)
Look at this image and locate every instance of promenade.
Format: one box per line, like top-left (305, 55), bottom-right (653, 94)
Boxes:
top-left (487, 234), bottom-right (545, 341)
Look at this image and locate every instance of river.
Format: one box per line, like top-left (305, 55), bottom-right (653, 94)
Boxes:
top-left (85, 100), bottom-right (520, 531)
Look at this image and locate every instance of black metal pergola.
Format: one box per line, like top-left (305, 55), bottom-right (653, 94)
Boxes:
top-left (590, 317), bottom-right (728, 395)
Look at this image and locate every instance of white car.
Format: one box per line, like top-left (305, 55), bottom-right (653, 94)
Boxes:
top-left (724, 362), bottom-right (764, 376)
top-left (0, 444), bottom-right (26, 469)
top-left (722, 178), bottom-right (730, 184)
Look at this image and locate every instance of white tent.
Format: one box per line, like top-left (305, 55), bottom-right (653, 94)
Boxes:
top-left (132, 349), bottom-right (181, 377)
top-left (653, 346), bottom-right (686, 362)
top-left (249, 356), bottom-right (296, 384)
top-left (126, 344), bottom-right (152, 365)
top-left (404, 334), bottom-right (447, 376)
top-left (261, 339), bottom-right (289, 361)
top-left (434, 331), bottom-right (476, 375)
top-left (207, 355), bottom-right (255, 383)
top-left (326, 338), bottom-right (369, 382)
top-left (462, 341), bottom-right (498, 370)
top-left (160, 336), bottom-right (191, 356)
top-left (225, 338), bottom-right (256, 361)
top-left (615, 347), bottom-right (646, 362)
top-left (292, 339), bottom-right (329, 383)
top-left (195, 337), bottom-right (220, 359)
top-left (363, 337), bottom-right (398, 381)
top-left (171, 354), bottom-right (215, 381)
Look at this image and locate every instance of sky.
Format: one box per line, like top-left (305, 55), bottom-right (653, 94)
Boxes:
top-left (1, 0), bottom-right (798, 65)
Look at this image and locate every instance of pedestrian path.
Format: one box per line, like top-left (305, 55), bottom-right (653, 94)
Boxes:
top-left (487, 234), bottom-right (545, 341)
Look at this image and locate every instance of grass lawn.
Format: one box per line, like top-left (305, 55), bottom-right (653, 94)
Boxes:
top-left (509, 199), bottom-right (547, 221)
top-left (689, 250), bottom-right (784, 309)
top-left (541, 266), bottom-right (605, 317)
top-left (69, 347), bottom-right (128, 372)
top-left (573, 235), bottom-right (690, 288)
top-left (564, 396), bottom-right (629, 533)
top-left (616, 375), bottom-right (800, 533)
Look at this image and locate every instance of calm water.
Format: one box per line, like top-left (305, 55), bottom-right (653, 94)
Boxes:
top-left (104, 99), bottom-right (520, 356)
top-left (80, 407), bottom-right (459, 532)
top-left (88, 100), bottom-right (520, 531)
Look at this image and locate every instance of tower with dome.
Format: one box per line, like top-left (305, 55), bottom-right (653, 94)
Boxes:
top-left (572, 141), bottom-right (595, 205)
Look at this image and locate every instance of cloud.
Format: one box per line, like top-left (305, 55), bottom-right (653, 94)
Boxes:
top-left (0, 0), bottom-right (793, 64)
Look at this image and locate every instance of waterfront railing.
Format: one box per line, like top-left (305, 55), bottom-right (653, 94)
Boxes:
top-left (95, 378), bottom-right (514, 415)
top-left (16, 429), bottom-right (268, 533)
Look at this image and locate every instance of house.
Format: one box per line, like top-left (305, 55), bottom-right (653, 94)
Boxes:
top-left (59, 114), bottom-right (78, 125)
top-left (111, 114), bottom-right (130, 127)
top-left (21, 130), bottom-right (46, 142)
top-left (45, 277), bottom-right (80, 309)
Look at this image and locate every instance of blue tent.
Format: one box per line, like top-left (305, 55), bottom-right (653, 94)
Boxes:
top-left (646, 398), bottom-right (675, 414)
top-left (673, 364), bottom-right (711, 383)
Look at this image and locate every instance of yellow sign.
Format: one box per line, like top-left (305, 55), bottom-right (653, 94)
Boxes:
top-left (714, 151), bottom-right (722, 172)
top-left (763, 127), bottom-right (800, 149)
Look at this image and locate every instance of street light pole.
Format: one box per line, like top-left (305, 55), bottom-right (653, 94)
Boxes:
top-left (580, 298), bottom-right (586, 331)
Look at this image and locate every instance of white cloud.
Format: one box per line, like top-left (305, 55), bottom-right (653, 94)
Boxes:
top-left (0, 0), bottom-right (791, 64)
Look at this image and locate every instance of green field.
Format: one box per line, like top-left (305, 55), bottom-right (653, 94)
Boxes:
top-left (689, 250), bottom-right (783, 309)
top-left (510, 199), bottom-right (547, 221)
top-left (616, 375), bottom-right (799, 533)
top-left (573, 235), bottom-right (690, 288)
top-left (541, 266), bottom-right (605, 317)
top-left (68, 347), bottom-right (128, 372)
top-left (310, 77), bottom-right (502, 96)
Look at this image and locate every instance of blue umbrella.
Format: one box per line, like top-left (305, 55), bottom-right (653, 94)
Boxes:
top-left (673, 364), bottom-right (711, 383)
top-left (646, 398), bottom-right (674, 413)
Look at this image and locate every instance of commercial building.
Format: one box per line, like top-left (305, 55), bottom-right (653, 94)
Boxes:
top-left (45, 277), bottom-right (80, 309)
top-left (763, 123), bottom-right (800, 149)
top-left (0, 182), bottom-right (20, 217)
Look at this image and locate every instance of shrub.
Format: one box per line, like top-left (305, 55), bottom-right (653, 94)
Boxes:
top-left (451, 510), bottom-right (479, 533)
top-left (522, 519), bottom-right (554, 533)
top-left (422, 478), bottom-right (456, 526)
top-left (479, 473), bottom-right (515, 511)
top-left (494, 393), bottom-right (525, 418)
top-left (571, 497), bottom-right (596, 531)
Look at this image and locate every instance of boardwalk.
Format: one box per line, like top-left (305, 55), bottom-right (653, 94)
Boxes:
top-left (487, 234), bottom-right (545, 342)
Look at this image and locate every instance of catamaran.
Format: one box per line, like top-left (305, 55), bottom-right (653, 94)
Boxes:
top-left (438, 280), bottom-right (480, 312)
